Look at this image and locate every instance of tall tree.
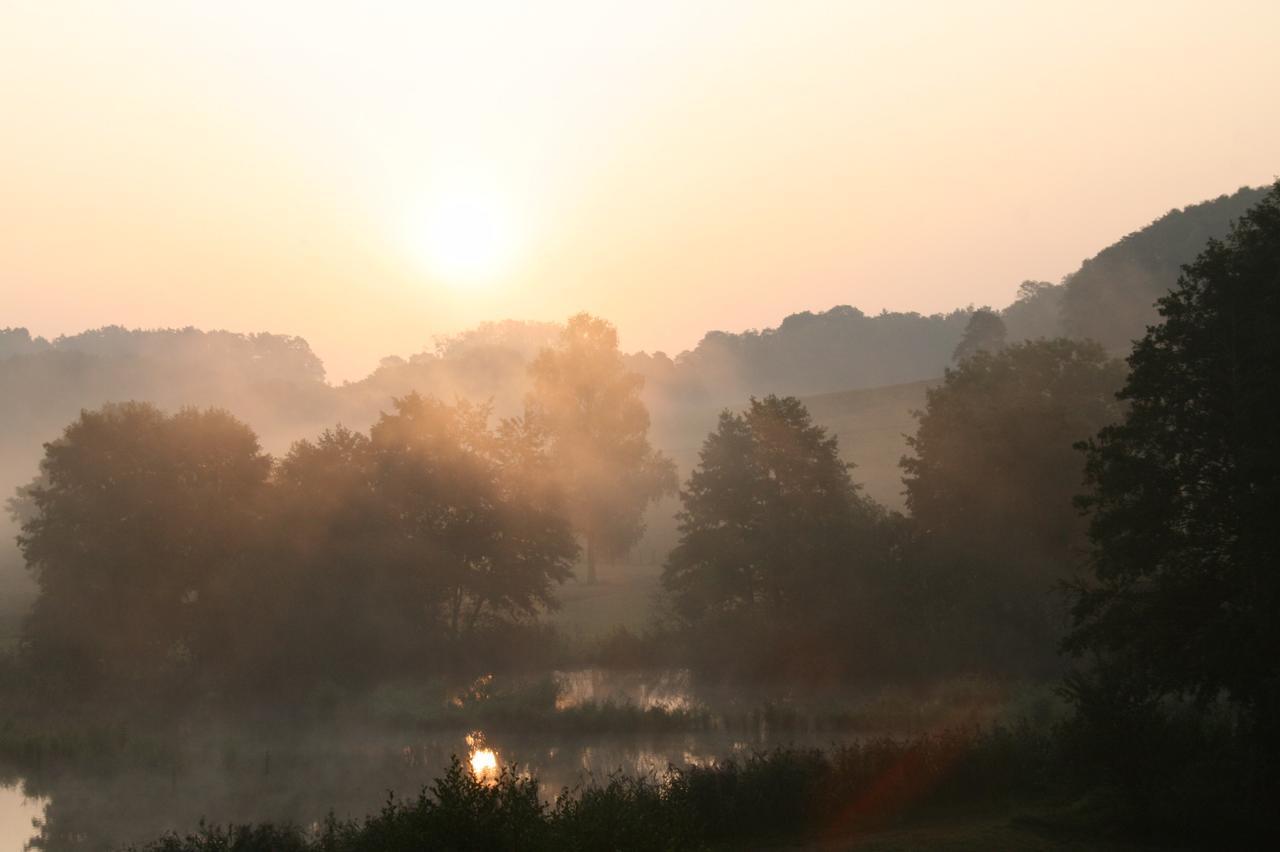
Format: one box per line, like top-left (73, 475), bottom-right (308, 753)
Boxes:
top-left (1066, 182), bottom-right (1280, 749)
top-left (15, 403), bottom-right (270, 685)
top-left (665, 397), bottom-right (883, 616)
top-left (905, 339), bottom-right (1125, 574)
top-left (952, 308), bottom-right (1007, 362)
top-left (901, 339), bottom-right (1125, 671)
top-left (257, 425), bottom-right (412, 686)
top-left (663, 396), bottom-right (886, 674)
top-left (526, 314), bottom-right (676, 583)
top-left (369, 394), bottom-right (577, 640)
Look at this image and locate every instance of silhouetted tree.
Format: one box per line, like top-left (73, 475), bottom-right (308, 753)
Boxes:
top-left (16, 403), bottom-right (270, 686)
top-left (1066, 182), bottom-right (1280, 756)
top-left (663, 396), bottom-right (888, 675)
top-left (952, 309), bottom-right (1007, 362)
top-left (901, 339), bottom-right (1125, 670)
top-left (250, 425), bottom-right (410, 686)
top-left (527, 314), bottom-right (676, 583)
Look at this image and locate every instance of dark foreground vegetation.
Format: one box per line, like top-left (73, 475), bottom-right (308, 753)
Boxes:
top-left (129, 712), bottom-right (1275, 851)
top-left (132, 730), bottom-right (1056, 852)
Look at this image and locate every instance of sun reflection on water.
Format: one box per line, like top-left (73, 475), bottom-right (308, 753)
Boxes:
top-left (465, 731), bottom-right (499, 783)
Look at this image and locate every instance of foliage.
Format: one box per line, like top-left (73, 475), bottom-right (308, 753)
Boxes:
top-left (369, 395), bottom-right (577, 639)
top-left (905, 339), bottom-right (1125, 571)
top-left (899, 339), bottom-right (1125, 674)
top-left (952, 308), bottom-right (1006, 362)
top-left (1066, 182), bottom-right (1280, 767)
top-left (16, 403), bottom-right (271, 687)
top-left (663, 395), bottom-right (891, 675)
top-left (666, 306), bottom-right (974, 405)
top-left (527, 314), bottom-right (676, 581)
top-left (1000, 280), bottom-right (1063, 341)
top-left (129, 730), bottom-right (1055, 852)
top-left (12, 395), bottom-right (578, 693)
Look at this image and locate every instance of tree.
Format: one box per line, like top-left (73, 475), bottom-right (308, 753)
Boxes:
top-left (952, 308), bottom-right (1007, 362)
top-left (905, 339), bottom-right (1124, 572)
top-left (255, 425), bottom-right (412, 686)
top-left (662, 396), bottom-right (887, 673)
top-left (901, 339), bottom-right (1125, 670)
top-left (15, 403), bottom-right (270, 685)
top-left (526, 314), bottom-right (676, 582)
top-left (1066, 182), bottom-right (1280, 749)
top-left (1001, 280), bottom-right (1063, 341)
top-left (369, 394), bottom-right (577, 641)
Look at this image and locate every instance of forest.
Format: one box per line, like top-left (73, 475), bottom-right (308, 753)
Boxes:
top-left (0, 182), bottom-right (1277, 849)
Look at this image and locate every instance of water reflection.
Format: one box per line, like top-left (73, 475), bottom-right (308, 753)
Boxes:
top-left (0, 728), bottom-right (850, 850)
top-left (465, 731), bottom-right (499, 783)
top-left (0, 669), bottom-right (1011, 851)
top-left (554, 668), bottom-right (695, 711)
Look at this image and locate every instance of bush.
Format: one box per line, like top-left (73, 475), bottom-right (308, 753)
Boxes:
top-left (130, 729), bottom-right (1052, 851)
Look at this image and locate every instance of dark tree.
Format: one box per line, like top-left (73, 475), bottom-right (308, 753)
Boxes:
top-left (952, 308), bottom-right (1008, 362)
top-left (901, 339), bottom-right (1125, 670)
top-left (905, 339), bottom-right (1125, 574)
top-left (526, 314), bottom-right (676, 582)
top-left (663, 396), bottom-right (887, 674)
top-left (16, 403), bottom-right (270, 685)
top-left (1066, 182), bottom-right (1280, 747)
top-left (254, 425), bottom-right (410, 685)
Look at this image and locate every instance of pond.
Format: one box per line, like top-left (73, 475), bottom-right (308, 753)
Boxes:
top-left (0, 669), bottom-right (1014, 851)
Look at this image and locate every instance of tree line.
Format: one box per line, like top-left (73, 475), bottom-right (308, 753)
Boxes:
top-left (10, 316), bottom-right (673, 693)
top-left (10, 183), bottom-right (1279, 818)
top-left (666, 181), bottom-right (1280, 830)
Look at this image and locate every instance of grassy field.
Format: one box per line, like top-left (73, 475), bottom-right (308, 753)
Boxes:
top-left (800, 379), bottom-right (936, 511)
top-left (551, 561), bottom-right (663, 641)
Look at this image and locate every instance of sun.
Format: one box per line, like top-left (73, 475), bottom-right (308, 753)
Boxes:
top-left (411, 187), bottom-right (519, 288)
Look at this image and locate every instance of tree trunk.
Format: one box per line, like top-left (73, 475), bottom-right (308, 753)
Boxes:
top-left (464, 596), bottom-right (486, 636)
top-left (585, 533), bottom-right (598, 584)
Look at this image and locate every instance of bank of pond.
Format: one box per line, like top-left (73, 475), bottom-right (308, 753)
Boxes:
top-left (0, 671), bottom-right (1061, 850)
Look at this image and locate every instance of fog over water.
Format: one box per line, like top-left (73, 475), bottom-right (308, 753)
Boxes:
top-left (1, 669), bottom-right (1023, 851)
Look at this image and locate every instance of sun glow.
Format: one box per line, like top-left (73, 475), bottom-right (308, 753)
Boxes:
top-left (411, 185), bottom-right (519, 289)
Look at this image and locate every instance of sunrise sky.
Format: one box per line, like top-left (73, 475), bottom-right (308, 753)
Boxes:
top-left (2, 0), bottom-right (1277, 380)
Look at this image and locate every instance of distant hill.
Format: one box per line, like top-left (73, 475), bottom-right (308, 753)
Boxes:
top-left (2, 180), bottom-right (1271, 579)
top-left (1061, 185), bottom-right (1268, 352)
top-left (652, 307), bottom-right (969, 407)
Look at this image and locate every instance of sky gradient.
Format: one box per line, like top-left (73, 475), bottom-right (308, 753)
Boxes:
top-left (2, 0), bottom-right (1278, 380)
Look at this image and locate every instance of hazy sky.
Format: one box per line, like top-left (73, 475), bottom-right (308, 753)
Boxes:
top-left (2, 1), bottom-right (1277, 381)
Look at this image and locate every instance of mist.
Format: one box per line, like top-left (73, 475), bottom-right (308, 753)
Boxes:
top-left (4, 2), bottom-right (1280, 844)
